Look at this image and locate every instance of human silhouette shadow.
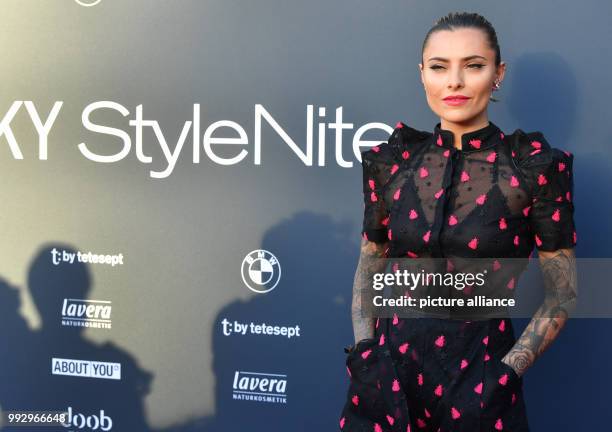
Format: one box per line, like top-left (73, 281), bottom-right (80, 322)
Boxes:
top-left (159, 211), bottom-right (358, 431)
top-left (0, 244), bottom-right (153, 431)
top-left (0, 277), bottom-right (33, 417)
top-left (505, 52), bottom-right (611, 430)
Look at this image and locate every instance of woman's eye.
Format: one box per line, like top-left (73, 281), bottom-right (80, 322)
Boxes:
top-left (429, 64), bottom-right (483, 70)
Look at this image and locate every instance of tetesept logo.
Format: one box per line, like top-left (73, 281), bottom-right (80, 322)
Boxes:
top-left (241, 249), bottom-right (281, 293)
top-left (75, 0), bottom-right (102, 6)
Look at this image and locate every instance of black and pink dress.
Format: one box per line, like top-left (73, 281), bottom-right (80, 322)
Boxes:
top-left (339, 121), bottom-right (577, 432)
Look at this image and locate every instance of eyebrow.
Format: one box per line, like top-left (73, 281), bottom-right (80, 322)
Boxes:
top-left (427, 55), bottom-right (488, 62)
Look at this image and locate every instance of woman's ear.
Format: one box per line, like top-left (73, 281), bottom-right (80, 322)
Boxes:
top-left (496, 61), bottom-right (507, 84)
top-left (418, 63), bottom-right (425, 85)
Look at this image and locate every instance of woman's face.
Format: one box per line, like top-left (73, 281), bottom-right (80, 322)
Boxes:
top-left (419, 27), bottom-right (506, 126)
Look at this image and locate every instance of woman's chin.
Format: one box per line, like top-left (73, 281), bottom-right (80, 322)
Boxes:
top-left (439, 111), bottom-right (478, 124)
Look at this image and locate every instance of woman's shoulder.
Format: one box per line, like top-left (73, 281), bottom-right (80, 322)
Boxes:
top-left (505, 128), bottom-right (574, 169)
top-left (360, 121), bottom-right (432, 163)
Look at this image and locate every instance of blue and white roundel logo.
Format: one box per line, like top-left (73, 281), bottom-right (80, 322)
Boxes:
top-left (241, 249), bottom-right (281, 293)
top-left (75, 0), bottom-right (102, 6)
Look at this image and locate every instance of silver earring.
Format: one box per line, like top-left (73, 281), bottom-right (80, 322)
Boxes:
top-left (493, 80), bottom-right (501, 91)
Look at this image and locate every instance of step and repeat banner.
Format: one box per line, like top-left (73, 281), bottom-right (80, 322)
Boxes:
top-left (0, 1), bottom-right (609, 431)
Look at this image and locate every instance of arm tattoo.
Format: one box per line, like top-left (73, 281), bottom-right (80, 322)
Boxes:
top-left (502, 248), bottom-right (577, 376)
top-left (351, 237), bottom-right (388, 344)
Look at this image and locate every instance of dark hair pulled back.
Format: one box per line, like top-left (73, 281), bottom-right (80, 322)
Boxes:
top-left (422, 12), bottom-right (501, 67)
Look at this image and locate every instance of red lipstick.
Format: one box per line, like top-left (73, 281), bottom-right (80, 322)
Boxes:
top-left (443, 94), bottom-right (471, 106)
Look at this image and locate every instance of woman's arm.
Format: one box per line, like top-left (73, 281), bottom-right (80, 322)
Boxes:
top-left (501, 248), bottom-right (577, 376)
top-left (351, 237), bottom-right (389, 344)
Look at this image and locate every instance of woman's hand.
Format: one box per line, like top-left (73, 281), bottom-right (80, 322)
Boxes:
top-left (502, 248), bottom-right (577, 377)
top-left (501, 356), bottom-right (523, 378)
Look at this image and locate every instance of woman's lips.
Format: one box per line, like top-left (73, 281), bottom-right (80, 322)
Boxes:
top-left (443, 96), bottom-right (471, 106)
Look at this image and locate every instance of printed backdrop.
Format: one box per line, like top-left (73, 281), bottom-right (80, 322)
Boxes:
top-left (0, 0), bottom-right (609, 430)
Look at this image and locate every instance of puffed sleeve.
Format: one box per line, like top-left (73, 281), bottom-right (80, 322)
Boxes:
top-left (517, 132), bottom-right (577, 251)
top-left (360, 145), bottom-right (392, 243)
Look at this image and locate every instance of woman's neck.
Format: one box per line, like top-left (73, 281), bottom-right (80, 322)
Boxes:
top-left (440, 115), bottom-right (490, 150)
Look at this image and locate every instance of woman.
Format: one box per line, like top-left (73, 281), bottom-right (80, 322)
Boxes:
top-left (339, 12), bottom-right (577, 432)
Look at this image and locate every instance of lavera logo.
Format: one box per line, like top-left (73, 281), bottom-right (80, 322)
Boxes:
top-left (61, 299), bottom-right (112, 329)
top-left (232, 371), bottom-right (287, 404)
top-left (0, 101), bottom-right (391, 178)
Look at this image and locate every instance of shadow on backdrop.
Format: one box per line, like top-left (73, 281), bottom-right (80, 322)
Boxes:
top-left (0, 244), bottom-right (153, 431)
top-left (506, 52), bottom-right (610, 430)
top-left (160, 211), bottom-right (358, 431)
top-left (0, 216), bottom-right (359, 432)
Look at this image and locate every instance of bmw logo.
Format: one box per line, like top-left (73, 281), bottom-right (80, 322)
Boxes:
top-left (241, 249), bottom-right (281, 293)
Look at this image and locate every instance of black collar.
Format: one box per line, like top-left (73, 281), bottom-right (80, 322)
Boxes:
top-left (433, 121), bottom-right (503, 153)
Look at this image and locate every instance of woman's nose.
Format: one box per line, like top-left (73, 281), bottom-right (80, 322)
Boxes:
top-left (447, 68), bottom-right (464, 89)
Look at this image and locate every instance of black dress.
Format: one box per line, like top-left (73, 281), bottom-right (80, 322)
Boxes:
top-left (339, 121), bottom-right (577, 432)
